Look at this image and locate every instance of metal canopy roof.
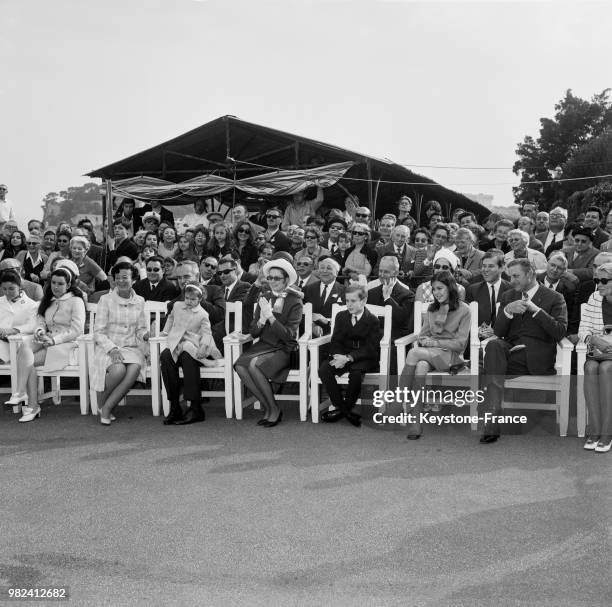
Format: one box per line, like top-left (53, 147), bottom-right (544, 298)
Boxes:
top-left (86, 115), bottom-right (490, 218)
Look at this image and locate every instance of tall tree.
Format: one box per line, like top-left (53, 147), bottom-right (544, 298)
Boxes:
top-left (512, 89), bottom-right (612, 211)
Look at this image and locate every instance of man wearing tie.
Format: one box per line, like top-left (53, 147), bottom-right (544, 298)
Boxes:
top-left (480, 258), bottom-right (568, 443)
top-left (303, 258), bottom-right (345, 336)
top-left (212, 257), bottom-right (251, 349)
top-left (374, 225), bottom-right (415, 279)
top-left (294, 256), bottom-right (318, 291)
top-left (465, 249), bottom-right (510, 337)
top-left (133, 255), bottom-right (180, 302)
top-left (321, 218), bottom-right (347, 254)
top-left (536, 253), bottom-right (579, 338)
top-left (319, 284), bottom-right (381, 427)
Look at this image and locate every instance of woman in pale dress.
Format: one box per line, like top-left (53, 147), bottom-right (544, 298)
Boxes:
top-left (90, 261), bottom-right (149, 425)
top-left (6, 264), bottom-right (86, 422)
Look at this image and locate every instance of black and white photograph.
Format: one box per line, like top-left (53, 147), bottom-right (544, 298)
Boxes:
top-left (1, 1), bottom-right (610, 605)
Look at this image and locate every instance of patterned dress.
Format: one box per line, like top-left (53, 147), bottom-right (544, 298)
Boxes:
top-left (90, 289), bottom-right (148, 391)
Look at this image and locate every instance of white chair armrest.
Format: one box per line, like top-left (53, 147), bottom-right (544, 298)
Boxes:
top-left (308, 335), bottom-right (332, 349)
top-left (394, 333), bottom-right (419, 347)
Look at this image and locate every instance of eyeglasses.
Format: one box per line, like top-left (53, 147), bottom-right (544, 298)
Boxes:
top-left (433, 264), bottom-right (451, 270)
top-left (146, 267), bottom-right (162, 272)
top-left (57, 239), bottom-right (69, 244)
top-left (217, 268), bottom-right (235, 275)
top-left (594, 278), bottom-right (611, 285)
top-left (266, 275), bottom-right (284, 281)
top-left (202, 262), bottom-right (217, 269)
top-left (26, 242), bottom-right (38, 246)
top-left (329, 225), bottom-right (342, 230)
top-left (266, 214), bottom-right (281, 219)
top-left (355, 213), bottom-right (370, 218)
top-left (351, 231), bottom-right (366, 236)
top-left (573, 239), bottom-right (590, 244)
top-left (237, 228), bottom-right (250, 234)
top-left (295, 262), bottom-right (311, 266)
top-left (414, 238), bottom-right (428, 243)
top-left (304, 235), bottom-right (317, 240)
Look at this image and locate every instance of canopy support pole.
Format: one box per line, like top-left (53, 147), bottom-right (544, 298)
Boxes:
top-left (366, 159), bottom-right (374, 213)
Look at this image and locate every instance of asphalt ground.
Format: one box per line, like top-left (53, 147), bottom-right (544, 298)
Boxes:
top-left (0, 398), bottom-right (610, 607)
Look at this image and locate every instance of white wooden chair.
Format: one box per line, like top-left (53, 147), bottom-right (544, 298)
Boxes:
top-left (87, 300), bottom-right (166, 416)
top-left (7, 331), bottom-right (89, 415)
top-left (478, 323), bottom-right (574, 437)
top-left (231, 303), bottom-right (313, 421)
top-left (396, 300), bottom-right (480, 427)
top-left (153, 301), bottom-right (242, 419)
top-left (0, 349), bottom-right (17, 403)
top-left (308, 304), bottom-right (392, 423)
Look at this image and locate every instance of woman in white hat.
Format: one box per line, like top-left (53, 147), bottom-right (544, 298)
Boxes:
top-left (234, 258), bottom-right (303, 427)
top-left (5, 265), bottom-right (86, 422)
top-left (415, 248), bottom-right (466, 304)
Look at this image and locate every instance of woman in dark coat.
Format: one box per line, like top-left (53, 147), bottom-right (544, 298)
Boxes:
top-left (234, 258), bottom-right (303, 427)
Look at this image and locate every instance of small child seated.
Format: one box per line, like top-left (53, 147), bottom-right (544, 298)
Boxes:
top-left (160, 281), bottom-right (223, 367)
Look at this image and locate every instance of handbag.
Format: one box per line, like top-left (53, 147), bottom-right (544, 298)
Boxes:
top-left (586, 325), bottom-right (612, 361)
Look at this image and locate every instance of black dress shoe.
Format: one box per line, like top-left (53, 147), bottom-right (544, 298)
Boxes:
top-left (479, 434), bottom-right (499, 444)
top-left (174, 408), bottom-right (206, 425)
top-left (256, 418), bottom-right (268, 426)
top-left (263, 412), bottom-right (282, 428)
top-left (321, 410), bottom-right (344, 423)
top-left (163, 407), bottom-right (183, 425)
top-left (346, 412), bottom-right (362, 427)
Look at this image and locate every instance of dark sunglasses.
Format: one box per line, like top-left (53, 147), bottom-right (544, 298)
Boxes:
top-left (26, 242), bottom-right (39, 245)
top-left (237, 228), bottom-right (250, 234)
top-left (295, 261), bottom-right (311, 266)
top-left (146, 267), bottom-right (162, 272)
top-left (355, 213), bottom-right (370, 218)
top-left (594, 278), bottom-right (611, 285)
top-left (266, 275), bottom-right (284, 281)
top-left (217, 268), bottom-right (235, 275)
top-left (351, 231), bottom-right (366, 236)
top-left (433, 264), bottom-right (450, 270)
top-left (266, 214), bottom-right (281, 219)
top-left (57, 239), bottom-right (69, 244)
top-left (329, 225), bottom-right (342, 230)
top-left (304, 235), bottom-right (317, 240)
top-left (202, 262), bottom-right (217, 269)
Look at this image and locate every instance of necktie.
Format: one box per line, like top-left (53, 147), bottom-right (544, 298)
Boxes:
top-left (225, 287), bottom-right (230, 301)
top-left (546, 280), bottom-right (553, 289)
top-left (351, 314), bottom-right (357, 326)
top-left (522, 291), bottom-right (529, 302)
top-left (299, 280), bottom-right (305, 289)
top-left (490, 285), bottom-right (496, 324)
top-left (321, 283), bottom-right (329, 304)
top-left (331, 244), bottom-right (337, 254)
top-left (462, 256), bottom-right (467, 268)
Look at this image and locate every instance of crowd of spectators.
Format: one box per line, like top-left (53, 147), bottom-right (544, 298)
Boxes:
top-left (1, 184), bottom-right (611, 452)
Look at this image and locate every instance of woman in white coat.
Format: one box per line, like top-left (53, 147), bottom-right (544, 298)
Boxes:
top-left (6, 264), bottom-right (86, 422)
top-left (0, 270), bottom-right (39, 363)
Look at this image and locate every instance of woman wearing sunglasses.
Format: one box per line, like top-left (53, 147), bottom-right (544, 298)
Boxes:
top-left (232, 222), bottom-right (258, 270)
top-left (294, 226), bottom-right (329, 266)
top-left (415, 249), bottom-right (466, 304)
top-left (343, 223), bottom-right (377, 281)
top-left (234, 258), bottom-right (303, 427)
top-left (399, 270), bottom-right (471, 439)
top-left (16, 234), bottom-right (47, 283)
top-left (578, 262), bottom-right (612, 453)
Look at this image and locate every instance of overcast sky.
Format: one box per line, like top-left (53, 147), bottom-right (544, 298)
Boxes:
top-left (2, 0), bottom-right (610, 227)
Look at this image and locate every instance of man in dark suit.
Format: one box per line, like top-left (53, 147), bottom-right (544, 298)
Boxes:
top-left (465, 249), bottom-right (511, 331)
top-left (105, 222), bottom-right (139, 270)
top-left (480, 258), bottom-right (568, 443)
top-left (294, 256), bottom-right (319, 291)
top-left (536, 206), bottom-right (567, 257)
top-left (367, 255), bottom-right (414, 374)
top-left (133, 201), bottom-right (175, 233)
top-left (303, 258), bottom-right (345, 336)
top-left (319, 284), bottom-right (381, 427)
top-left (583, 205), bottom-right (610, 249)
top-left (211, 257), bottom-right (251, 349)
top-left (133, 255), bottom-right (180, 302)
top-left (536, 253), bottom-right (579, 336)
top-left (374, 225), bottom-right (416, 278)
top-left (263, 207), bottom-right (291, 253)
top-left (566, 227), bottom-right (599, 284)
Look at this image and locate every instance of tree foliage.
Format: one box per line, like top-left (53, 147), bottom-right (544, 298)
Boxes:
top-left (513, 89), bottom-right (612, 211)
top-left (42, 182), bottom-right (102, 227)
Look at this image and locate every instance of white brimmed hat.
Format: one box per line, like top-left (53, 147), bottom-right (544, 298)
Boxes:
top-left (262, 258), bottom-right (297, 286)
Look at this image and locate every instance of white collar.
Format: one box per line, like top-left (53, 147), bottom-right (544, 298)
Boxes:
top-left (223, 279), bottom-right (238, 293)
top-left (523, 283), bottom-right (540, 300)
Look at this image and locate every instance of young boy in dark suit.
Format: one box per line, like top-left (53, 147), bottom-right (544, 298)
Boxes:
top-left (319, 284), bottom-right (381, 427)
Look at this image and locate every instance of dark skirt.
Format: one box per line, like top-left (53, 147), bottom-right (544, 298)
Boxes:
top-left (234, 341), bottom-right (293, 384)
